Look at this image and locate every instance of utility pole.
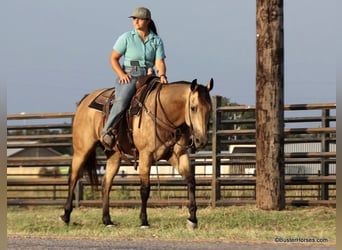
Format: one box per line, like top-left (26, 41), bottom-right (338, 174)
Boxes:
top-left (255, 0), bottom-right (285, 210)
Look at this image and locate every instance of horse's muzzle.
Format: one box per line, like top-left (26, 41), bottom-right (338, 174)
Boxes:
top-left (192, 136), bottom-right (207, 149)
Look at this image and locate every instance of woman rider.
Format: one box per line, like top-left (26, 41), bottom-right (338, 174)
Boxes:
top-left (101, 7), bottom-right (168, 150)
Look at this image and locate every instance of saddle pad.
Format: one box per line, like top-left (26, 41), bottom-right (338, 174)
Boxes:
top-left (88, 88), bottom-right (115, 111)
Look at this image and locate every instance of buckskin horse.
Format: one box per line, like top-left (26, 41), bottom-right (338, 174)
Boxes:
top-left (60, 77), bottom-right (213, 229)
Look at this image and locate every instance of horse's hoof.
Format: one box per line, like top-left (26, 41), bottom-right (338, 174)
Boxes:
top-left (187, 219), bottom-right (198, 229)
top-left (59, 215), bottom-right (69, 224)
top-left (104, 221), bottom-right (118, 227)
top-left (140, 225), bottom-right (150, 229)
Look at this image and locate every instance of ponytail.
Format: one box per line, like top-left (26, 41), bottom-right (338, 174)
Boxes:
top-left (148, 19), bottom-right (158, 35)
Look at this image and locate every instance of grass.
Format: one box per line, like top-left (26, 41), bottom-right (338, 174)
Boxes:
top-left (7, 205), bottom-right (336, 244)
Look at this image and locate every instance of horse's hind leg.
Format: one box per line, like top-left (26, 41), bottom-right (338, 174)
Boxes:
top-left (60, 152), bottom-right (87, 224)
top-left (168, 151), bottom-right (198, 228)
top-left (101, 151), bottom-right (121, 226)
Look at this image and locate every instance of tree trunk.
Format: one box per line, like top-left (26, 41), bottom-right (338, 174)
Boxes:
top-left (255, 0), bottom-right (285, 210)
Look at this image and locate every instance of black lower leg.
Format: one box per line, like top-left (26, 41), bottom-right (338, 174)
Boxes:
top-left (140, 184), bottom-right (151, 227)
top-left (60, 193), bottom-right (74, 224)
top-left (102, 207), bottom-right (113, 226)
top-left (187, 176), bottom-right (198, 224)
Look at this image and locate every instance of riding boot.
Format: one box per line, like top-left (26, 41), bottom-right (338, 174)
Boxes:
top-left (101, 127), bottom-right (118, 151)
top-left (102, 133), bottom-right (114, 151)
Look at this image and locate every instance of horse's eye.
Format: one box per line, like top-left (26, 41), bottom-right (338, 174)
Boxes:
top-left (191, 106), bottom-right (197, 112)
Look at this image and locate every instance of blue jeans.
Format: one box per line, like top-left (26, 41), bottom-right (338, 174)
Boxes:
top-left (102, 66), bottom-right (149, 134)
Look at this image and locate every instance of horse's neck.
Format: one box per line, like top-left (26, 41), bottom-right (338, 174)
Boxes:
top-left (157, 84), bottom-right (189, 126)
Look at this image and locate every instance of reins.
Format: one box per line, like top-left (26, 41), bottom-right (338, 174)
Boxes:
top-left (187, 89), bottom-right (195, 145)
top-left (141, 83), bottom-right (195, 197)
top-left (154, 84), bottom-right (161, 199)
top-left (141, 84), bottom-right (182, 143)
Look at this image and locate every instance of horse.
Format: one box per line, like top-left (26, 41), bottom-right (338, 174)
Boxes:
top-left (60, 77), bottom-right (214, 229)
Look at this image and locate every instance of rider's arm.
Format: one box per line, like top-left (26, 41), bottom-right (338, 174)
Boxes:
top-left (155, 58), bottom-right (168, 84)
top-left (110, 50), bottom-right (131, 83)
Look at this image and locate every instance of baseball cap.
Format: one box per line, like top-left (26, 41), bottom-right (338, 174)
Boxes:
top-left (129, 7), bottom-right (151, 19)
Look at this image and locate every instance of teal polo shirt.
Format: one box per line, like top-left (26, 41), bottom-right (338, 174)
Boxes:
top-left (113, 29), bottom-right (166, 68)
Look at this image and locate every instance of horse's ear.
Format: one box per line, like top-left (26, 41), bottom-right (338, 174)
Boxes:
top-left (191, 79), bottom-right (198, 91)
top-left (207, 78), bottom-right (214, 91)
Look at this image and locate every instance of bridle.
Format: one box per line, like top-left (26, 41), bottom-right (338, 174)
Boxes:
top-left (141, 83), bottom-right (196, 148)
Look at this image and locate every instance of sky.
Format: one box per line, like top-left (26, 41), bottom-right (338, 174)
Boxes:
top-left (3, 0), bottom-right (336, 115)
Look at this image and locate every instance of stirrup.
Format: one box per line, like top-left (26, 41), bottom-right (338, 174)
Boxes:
top-left (102, 134), bottom-right (114, 151)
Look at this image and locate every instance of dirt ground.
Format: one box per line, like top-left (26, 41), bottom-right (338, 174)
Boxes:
top-left (7, 236), bottom-right (336, 250)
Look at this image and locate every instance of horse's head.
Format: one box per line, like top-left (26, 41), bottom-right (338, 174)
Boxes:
top-left (186, 78), bottom-right (214, 149)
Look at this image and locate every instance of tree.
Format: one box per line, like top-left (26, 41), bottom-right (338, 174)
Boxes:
top-left (255, 0), bottom-right (285, 210)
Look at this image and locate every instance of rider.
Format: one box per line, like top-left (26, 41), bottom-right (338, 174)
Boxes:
top-left (101, 7), bottom-right (168, 150)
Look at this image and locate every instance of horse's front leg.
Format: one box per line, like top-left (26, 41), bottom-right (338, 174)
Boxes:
top-left (138, 153), bottom-right (152, 228)
top-left (186, 167), bottom-right (198, 228)
top-left (169, 151), bottom-right (198, 228)
top-left (102, 152), bottom-right (121, 226)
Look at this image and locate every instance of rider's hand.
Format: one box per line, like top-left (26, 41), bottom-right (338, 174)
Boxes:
top-left (159, 75), bottom-right (168, 84)
top-left (119, 73), bottom-right (131, 84)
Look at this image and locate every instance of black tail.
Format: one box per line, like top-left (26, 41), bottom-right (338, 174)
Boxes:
top-left (84, 149), bottom-right (99, 191)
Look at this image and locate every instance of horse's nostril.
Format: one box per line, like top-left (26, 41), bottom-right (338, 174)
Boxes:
top-left (195, 138), bottom-right (205, 148)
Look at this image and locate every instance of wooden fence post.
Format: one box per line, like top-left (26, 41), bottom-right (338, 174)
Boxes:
top-left (256, 0), bottom-right (285, 210)
top-left (320, 109), bottom-right (330, 200)
top-left (211, 96), bottom-right (221, 207)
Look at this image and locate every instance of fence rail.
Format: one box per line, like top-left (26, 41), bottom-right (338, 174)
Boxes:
top-left (7, 98), bottom-right (336, 207)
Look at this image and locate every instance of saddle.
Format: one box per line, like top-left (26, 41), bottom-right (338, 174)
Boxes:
top-left (89, 75), bottom-right (159, 118)
top-left (88, 75), bottom-right (161, 151)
